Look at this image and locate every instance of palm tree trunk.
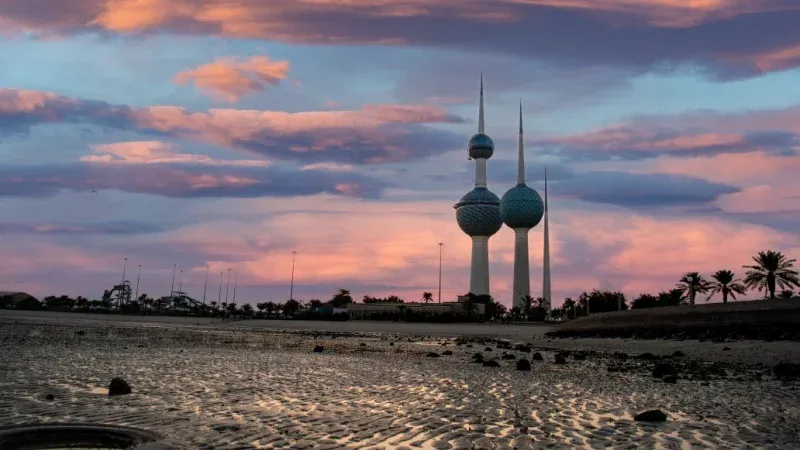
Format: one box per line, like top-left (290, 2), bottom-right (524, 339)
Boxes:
top-left (768, 274), bottom-right (776, 299)
top-left (690, 288), bottom-right (695, 306)
top-left (722, 289), bottom-right (728, 304)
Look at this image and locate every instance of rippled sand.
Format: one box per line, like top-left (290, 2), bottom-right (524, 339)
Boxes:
top-left (1, 320), bottom-right (799, 449)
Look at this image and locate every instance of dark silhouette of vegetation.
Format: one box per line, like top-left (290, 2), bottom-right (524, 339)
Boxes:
top-left (676, 272), bottom-right (711, 306)
top-left (743, 250), bottom-right (800, 299)
top-left (330, 288), bottom-right (353, 307)
top-left (707, 270), bottom-right (747, 304)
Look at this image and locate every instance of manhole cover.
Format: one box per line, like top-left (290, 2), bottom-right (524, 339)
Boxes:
top-left (0, 423), bottom-right (181, 449)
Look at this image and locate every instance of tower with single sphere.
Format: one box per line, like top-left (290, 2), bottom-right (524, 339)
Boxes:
top-left (454, 77), bottom-right (503, 296)
top-left (542, 165), bottom-right (552, 312)
top-left (499, 104), bottom-right (544, 310)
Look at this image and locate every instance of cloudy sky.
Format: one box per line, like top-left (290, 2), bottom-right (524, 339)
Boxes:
top-left (2, 0), bottom-right (800, 306)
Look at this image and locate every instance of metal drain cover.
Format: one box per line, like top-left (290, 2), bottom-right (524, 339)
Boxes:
top-left (0, 423), bottom-right (182, 449)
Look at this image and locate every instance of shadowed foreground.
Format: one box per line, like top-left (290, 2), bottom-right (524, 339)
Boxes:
top-left (1, 318), bottom-right (799, 449)
top-left (548, 299), bottom-right (800, 341)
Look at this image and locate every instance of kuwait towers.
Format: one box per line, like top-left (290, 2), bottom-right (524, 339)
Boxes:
top-left (499, 104), bottom-right (544, 310)
top-left (454, 77), bottom-right (503, 296)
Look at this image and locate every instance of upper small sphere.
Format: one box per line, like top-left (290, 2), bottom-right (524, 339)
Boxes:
top-left (500, 184), bottom-right (544, 229)
top-left (468, 133), bottom-right (494, 159)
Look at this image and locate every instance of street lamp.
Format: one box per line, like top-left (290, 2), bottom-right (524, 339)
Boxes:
top-left (289, 251), bottom-right (297, 301)
top-left (217, 272), bottom-right (223, 303)
top-left (121, 258), bottom-right (128, 285)
top-left (232, 271), bottom-right (238, 305)
top-left (225, 268), bottom-right (231, 303)
top-left (202, 265), bottom-right (209, 306)
top-left (438, 243), bottom-right (444, 303)
top-left (135, 264), bottom-right (142, 301)
top-left (170, 263), bottom-right (176, 297)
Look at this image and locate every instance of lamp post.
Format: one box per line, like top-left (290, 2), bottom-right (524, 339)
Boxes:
top-left (232, 271), bottom-right (238, 305)
top-left (225, 269), bottom-right (231, 303)
top-left (217, 272), bottom-right (223, 303)
top-left (202, 265), bottom-right (209, 306)
top-left (170, 264), bottom-right (176, 297)
top-left (121, 258), bottom-right (128, 285)
top-left (289, 251), bottom-right (297, 301)
top-left (135, 264), bottom-right (142, 301)
top-left (438, 243), bottom-right (444, 303)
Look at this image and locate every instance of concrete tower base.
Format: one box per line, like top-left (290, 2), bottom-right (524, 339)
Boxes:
top-left (469, 236), bottom-right (490, 296)
top-left (512, 228), bottom-right (530, 310)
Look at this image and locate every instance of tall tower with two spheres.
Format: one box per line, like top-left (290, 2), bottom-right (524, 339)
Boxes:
top-left (454, 76), bottom-right (503, 296)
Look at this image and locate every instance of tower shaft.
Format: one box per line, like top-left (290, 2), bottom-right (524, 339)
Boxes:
top-left (517, 103), bottom-right (525, 184)
top-left (512, 228), bottom-right (530, 310)
top-left (469, 236), bottom-right (490, 295)
top-left (475, 159), bottom-right (487, 188)
top-left (542, 166), bottom-right (551, 311)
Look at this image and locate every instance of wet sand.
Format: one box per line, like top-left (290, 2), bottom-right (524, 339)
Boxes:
top-left (1, 312), bottom-right (799, 448)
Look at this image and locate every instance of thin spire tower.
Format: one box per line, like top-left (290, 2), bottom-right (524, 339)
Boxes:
top-left (542, 165), bottom-right (552, 312)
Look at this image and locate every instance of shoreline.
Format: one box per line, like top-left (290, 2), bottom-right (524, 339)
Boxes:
top-left (3, 309), bottom-right (799, 366)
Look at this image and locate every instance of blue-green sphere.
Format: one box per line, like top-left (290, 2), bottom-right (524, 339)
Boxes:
top-left (500, 184), bottom-right (544, 229)
top-left (454, 188), bottom-right (502, 237)
top-left (468, 133), bottom-right (494, 159)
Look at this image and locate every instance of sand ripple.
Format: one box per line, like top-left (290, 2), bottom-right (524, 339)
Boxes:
top-left (1, 322), bottom-right (799, 449)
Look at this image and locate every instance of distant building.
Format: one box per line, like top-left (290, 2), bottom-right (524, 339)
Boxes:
top-left (347, 298), bottom-right (485, 320)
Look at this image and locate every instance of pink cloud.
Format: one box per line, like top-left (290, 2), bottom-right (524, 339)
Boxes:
top-left (174, 56), bottom-right (290, 102)
top-left (81, 141), bottom-right (271, 167)
top-left (0, 88), bottom-right (463, 164)
top-left (2, 0), bottom-right (800, 78)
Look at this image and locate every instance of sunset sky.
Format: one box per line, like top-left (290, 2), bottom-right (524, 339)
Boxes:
top-left (2, 0), bottom-right (800, 306)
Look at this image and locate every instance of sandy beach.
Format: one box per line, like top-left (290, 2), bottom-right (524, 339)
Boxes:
top-left (1, 311), bottom-right (799, 449)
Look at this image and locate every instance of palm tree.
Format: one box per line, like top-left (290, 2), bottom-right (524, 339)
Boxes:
top-left (743, 250), bottom-right (800, 299)
top-left (779, 290), bottom-right (795, 299)
top-left (421, 292), bottom-right (433, 303)
top-left (676, 272), bottom-right (711, 306)
top-left (563, 297), bottom-right (576, 319)
top-left (707, 270), bottom-right (748, 304)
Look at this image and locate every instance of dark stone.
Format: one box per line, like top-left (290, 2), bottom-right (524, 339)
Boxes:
top-left (442, 350), bottom-right (453, 355)
top-left (76, 331), bottom-right (85, 336)
top-left (663, 375), bottom-right (678, 384)
top-left (514, 344), bottom-right (531, 353)
top-left (137, 344), bottom-right (145, 348)
top-left (313, 345), bottom-right (324, 353)
top-left (723, 347), bottom-right (731, 351)
top-left (360, 343), bottom-right (367, 348)
top-left (466, 344), bottom-right (473, 348)
top-left (554, 355), bottom-right (567, 364)
top-left (472, 353), bottom-right (484, 363)
top-left (532, 352), bottom-right (544, 361)
top-left (671, 351), bottom-right (685, 358)
top-left (483, 360), bottom-right (500, 368)
top-left (389, 342), bottom-right (394, 346)
top-left (774, 363), bottom-right (800, 379)
top-left (108, 378), bottom-right (131, 396)
top-left (426, 352), bottom-right (440, 358)
top-left (573, 352), bottom-right (587, 361)
top-left (613, 352), bottom-right (629, 360)
top-left (501, 353), bottom-right (517, 360)
top-left (485, 347), bottom-right (493, 352)
top-left (45, 394), bottom-right (54, 401)
top-left (636, 353), bottom-right (658, 361)
top-left (634, 410), bottom-right (668, 422)
top-left (652, 363), bottom-right (678, 378)
top-left (516, 359), bottom-right (532, 371)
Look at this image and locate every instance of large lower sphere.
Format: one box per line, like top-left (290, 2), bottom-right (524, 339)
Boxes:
top-left (454, 188), bottom-right (502, 236)
top-left (500, 184), bottom-right (544, 229)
